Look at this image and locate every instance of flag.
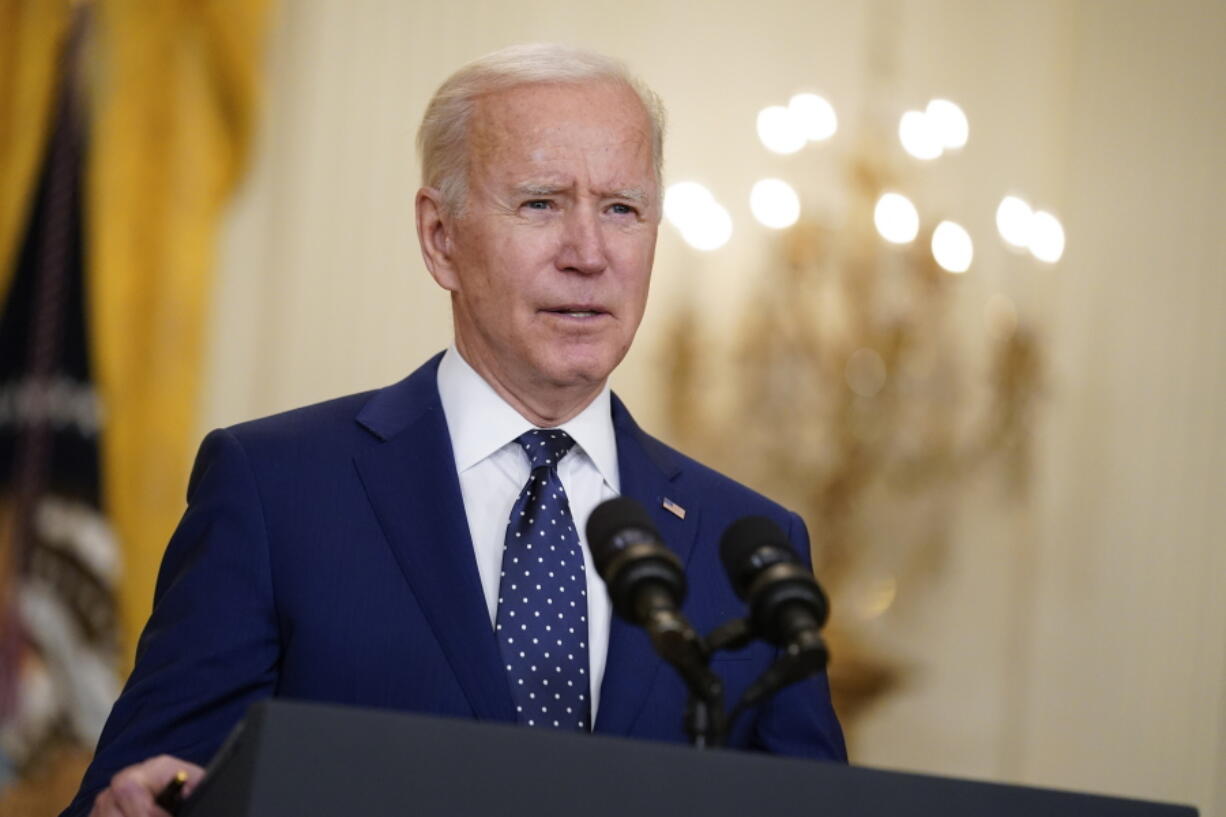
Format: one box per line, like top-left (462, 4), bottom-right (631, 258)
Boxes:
top-left (0, 2), bottom-right (274, 809)
top-left (0, 5), bottom-right (120, 787)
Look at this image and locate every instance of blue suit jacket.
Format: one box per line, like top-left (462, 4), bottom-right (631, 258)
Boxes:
top-left (64, 355), bottom-right (845, 815)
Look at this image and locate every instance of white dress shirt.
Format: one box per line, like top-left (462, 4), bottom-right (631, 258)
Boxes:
top-left (436, 346), bottom-right (617, 717)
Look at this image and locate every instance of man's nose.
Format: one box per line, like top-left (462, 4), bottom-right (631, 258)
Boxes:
top-left (556, 206), bottom-right (608, 275)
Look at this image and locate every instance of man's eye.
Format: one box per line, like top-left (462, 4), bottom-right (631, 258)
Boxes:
top-left (609, 203), bottom-right (637, 216)
top-left (524, 200), bottom-right (552, 210)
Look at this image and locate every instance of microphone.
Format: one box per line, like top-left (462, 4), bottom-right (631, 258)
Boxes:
top-left (586, 497), bottom-right (724, 746)
top-left (585, 496), bottom-right (688, 632)
top-left (719, 516), bottom-right (829, 650)
top-left (719, 516), bottom-right (830, 723)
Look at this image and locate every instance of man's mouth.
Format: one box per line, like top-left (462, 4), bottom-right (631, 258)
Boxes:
top-left (544, 306), bottom-right (607, 319)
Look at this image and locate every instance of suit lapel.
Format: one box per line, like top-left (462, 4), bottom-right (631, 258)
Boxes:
top-left (352, 357), bottom-right (516, 723)
top-left (352, 363), bottom-right (696, 734)
top-left (594, 396), bottom-right (699, 736)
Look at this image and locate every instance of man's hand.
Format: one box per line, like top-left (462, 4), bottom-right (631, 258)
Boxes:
top-left (89, 755), bottom-right (205, 817)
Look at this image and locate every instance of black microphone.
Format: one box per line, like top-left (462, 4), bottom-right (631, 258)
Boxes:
top-left (585, 496), bottom-right (688, 631)
top-left (586, 497), bottom-right (725, 747)
top-left (719, 516), bottom-right (829, 650)
top-left (586, 498), bottom-right (711, 671)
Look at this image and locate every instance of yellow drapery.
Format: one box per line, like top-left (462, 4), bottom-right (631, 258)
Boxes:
top-left (0, 0), bottom-right (69, 295)
top-left (89, 0), bottom-right (274, 662)
top-left (0, 0), bottom-right (274, 664)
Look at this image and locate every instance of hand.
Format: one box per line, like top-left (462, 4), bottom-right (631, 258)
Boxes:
top-left (89, 755), bottom-right (205, 817)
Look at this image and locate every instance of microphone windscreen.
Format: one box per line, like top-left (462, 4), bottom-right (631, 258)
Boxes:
top-left (585, 496), bottom-right (659, 576)
top-left (719, 515), bottom-right (795, 599)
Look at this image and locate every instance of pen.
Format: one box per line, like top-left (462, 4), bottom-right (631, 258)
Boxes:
top-left (154, 769), bottom-right (188, 816)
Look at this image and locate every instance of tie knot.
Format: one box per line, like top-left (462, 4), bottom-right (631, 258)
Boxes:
top-left (516, 429), bottom-right (576, 470)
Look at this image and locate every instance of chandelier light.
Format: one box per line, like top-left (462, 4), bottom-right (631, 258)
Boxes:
top-left (664, 181), bottom-right (733, 251)
top-left (750, 178), bottom-right (802, 229)
top-left (756, 105), bottom-right (806, 155)
top-left (899, 110), bottom-right (943, 160)
top-left (874, 192), bottom-right (920, 244)
top-left (1028, 210), bottom-right (1065, 263)
top-left (932, 220), bottom-right (974, 273)
top-left (788, 93), bottom-right (838, 142)
top-left (925, 98), bottom-right (969, 150)
top-left (996, 195), bottom-right (1034, 249)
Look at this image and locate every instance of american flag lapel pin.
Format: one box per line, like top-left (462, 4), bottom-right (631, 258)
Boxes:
top-left (662, 497), bottom-right (686, 520)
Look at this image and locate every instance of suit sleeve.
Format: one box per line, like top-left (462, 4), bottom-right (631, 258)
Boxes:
top-left (747, 510), bottom-right (848, 761)
top-left (60, 429), bottom-right (281, 817)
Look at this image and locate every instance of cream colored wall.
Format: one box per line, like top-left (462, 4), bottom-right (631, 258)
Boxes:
top-left (1026, 2), bottom-right (1226, 805)
top-left (202, 1), bottom-right (1226, 813)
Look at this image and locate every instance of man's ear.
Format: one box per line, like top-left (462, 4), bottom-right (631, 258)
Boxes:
top-left (416, 187), bottom-right (460, 291)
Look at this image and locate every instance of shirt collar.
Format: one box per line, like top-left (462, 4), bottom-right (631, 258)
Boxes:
top-left (436, 346), bottom-right (619, 490)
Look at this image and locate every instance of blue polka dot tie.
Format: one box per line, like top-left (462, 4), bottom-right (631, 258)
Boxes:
top-left (495, 429), bottom-right (590, 730)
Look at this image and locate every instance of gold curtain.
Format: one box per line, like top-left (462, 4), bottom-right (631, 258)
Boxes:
top-left (88, 0), bottom-right (275, 662)
top-left (0, 0), bottom-right (275, 664)
top-left (0, 0), bottom-right (69, 298)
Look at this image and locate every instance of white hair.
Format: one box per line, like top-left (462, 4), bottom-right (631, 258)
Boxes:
top-left (416, 43), bottom-right (666, 213)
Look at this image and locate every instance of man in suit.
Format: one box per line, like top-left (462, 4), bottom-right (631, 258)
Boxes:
top-left (68, 43), bottom-right (845, 817)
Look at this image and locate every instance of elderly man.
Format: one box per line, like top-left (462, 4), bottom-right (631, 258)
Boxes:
top-left (66, 43), bottom-right (845, 817)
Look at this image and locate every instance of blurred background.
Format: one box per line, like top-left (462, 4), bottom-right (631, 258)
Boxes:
top-left (1, 0), bottom-right (1223, 815)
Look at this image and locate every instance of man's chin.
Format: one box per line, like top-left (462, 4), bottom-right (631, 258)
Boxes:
top-left (539, 349), bottom-right (620, 391)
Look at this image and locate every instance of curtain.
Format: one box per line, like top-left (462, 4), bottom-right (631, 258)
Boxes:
top-left (0, 1), bottom-right (273, 810)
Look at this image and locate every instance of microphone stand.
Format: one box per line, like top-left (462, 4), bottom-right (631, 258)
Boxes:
top-left (638, 603), bottom-right (727, 748)
top-left (645, 611), bottom-right (832, 747)
top-left (705, 619), bottom-right (829, 737)
top-left (675, 657), bottom-right (725, 750)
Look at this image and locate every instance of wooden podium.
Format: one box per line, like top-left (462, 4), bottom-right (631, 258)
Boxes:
top-left (180, 699), bottom-right (1197, 817)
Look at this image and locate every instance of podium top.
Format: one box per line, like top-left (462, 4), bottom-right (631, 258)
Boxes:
top-left (182, 699), bottom-right (1198, 817)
